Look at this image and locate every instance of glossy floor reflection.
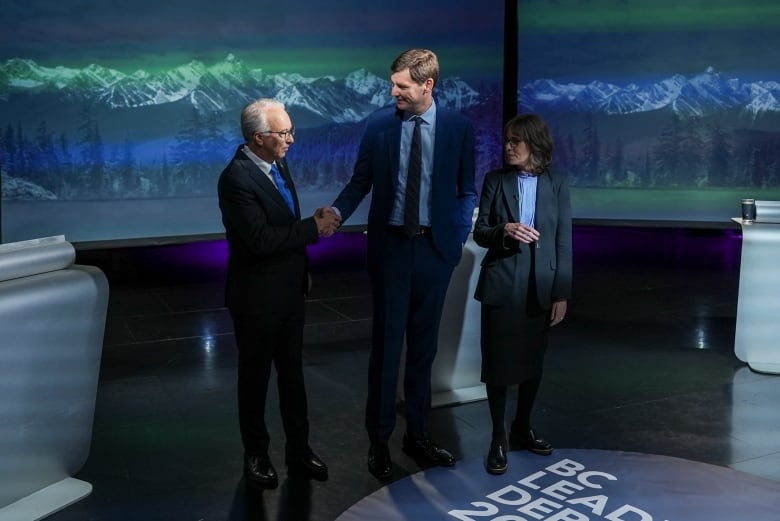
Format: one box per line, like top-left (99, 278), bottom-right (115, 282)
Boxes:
top-left (50, 225), bottom-right (780, 521)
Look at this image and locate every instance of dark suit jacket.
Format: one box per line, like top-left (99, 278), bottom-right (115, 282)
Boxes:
top-left (332, 105), bottom-right (477, 266)
top-left (473, 168), bottom-right (572, 309)
top-left (218, 146), bottom-right (319, 315)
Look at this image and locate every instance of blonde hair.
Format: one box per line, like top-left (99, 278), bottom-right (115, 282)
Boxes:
top-left (391, 49), bottom-right (439, 87)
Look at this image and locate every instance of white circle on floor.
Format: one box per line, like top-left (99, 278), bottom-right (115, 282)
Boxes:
top-left (335, 449), bottom-right (780, 521)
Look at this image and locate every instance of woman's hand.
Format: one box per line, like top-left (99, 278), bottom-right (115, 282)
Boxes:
top-left (503, 222), bottom-right (540, 244)
top-left (550, 300), bottom-right (567, 326)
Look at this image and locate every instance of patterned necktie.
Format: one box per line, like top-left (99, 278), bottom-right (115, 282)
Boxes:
top-left (404, 115), bottom-right (423, 237)
top-left (270, 163), bottom-right (295, 215)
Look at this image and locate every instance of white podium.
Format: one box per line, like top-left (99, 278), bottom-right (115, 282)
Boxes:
top-left (397, 232), bottom-right (486, 408)
top-left (734, 201), bottom-right (780, 374)
top-left (0, 236), bottom-right (109, 520)
top-left (430, 234), bottom-right (485, 407)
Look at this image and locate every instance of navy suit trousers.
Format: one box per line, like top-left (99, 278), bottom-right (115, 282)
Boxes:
top-left (365, 229), bottom-right (455, 442)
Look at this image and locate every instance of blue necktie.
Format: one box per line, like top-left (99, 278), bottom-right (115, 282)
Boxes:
top-left (270, 163), bottom-right (295, 215)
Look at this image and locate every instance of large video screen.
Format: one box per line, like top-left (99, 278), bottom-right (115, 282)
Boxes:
top-left (0, 0), bottom-right (504, 245)
top-left (518, 0), bottom-right (780, 224)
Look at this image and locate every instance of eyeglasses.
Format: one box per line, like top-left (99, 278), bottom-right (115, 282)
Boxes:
top-left (504, 137), bottom-right (523, 147)
top-left (259, 128), bottom-right (295, 139)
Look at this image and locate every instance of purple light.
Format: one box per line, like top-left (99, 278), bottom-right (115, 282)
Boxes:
top-left (573, 225), bottom-right (742, 270)
top-left (86, 225), bottom-right (743, 286)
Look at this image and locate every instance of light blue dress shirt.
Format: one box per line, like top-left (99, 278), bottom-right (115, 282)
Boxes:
top-left (518, 172), bottom-right (538, 228)
top-left (390, 101), bottom-right (436, 227)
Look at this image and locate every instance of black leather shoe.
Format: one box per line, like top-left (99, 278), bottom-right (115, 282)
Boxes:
top-left (509, 427), bottom-right (553, 455)
top-left (368, 442), bottom-right (392, 479)
top-left (244, 453), bottom-right (279, 489)
top-left (402, 435), bottom-right (455, 467)
top-left (287, 450), bottom-right (328, 481)
top-left (486, 440), bottom-right (508, 475)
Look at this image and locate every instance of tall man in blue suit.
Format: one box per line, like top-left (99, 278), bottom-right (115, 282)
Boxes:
top-left (331, 49), bottom-right (477, 479)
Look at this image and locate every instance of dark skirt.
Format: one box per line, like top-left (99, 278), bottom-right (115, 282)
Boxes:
top-left (480, 244), bottom-right (549, 385)
top-left (480, 302), bottom-right (547, 384)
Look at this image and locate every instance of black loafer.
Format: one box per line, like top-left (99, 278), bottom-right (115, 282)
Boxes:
top-left (287, 450), bottom-right (328, 481)
top-left (244, 452), bottom-right (279, 489)
top-left (368, 442), bottom-right (392, 479)
top-left (402, 435), bottom-right (455, 467)
top-left (509, 427), bottom-right (553, 455)
top-left (486, 440), bottom-right (508, 475)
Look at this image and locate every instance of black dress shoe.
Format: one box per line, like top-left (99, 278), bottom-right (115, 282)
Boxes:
top-left (368, 442), bottom-right (392, 479)
top-left (402, 435), bottom-right (456, 467)
top-left (287, 450), bottom-right (328, 481)
top-left (486, 440), bottom-right (508, 475)
top-left (244, 453), bottom-right (279, 489)
top-left (509, 427), bottom-right (553, 455)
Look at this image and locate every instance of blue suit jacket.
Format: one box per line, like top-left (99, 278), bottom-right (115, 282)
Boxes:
top-left (333, 105), bottom-right (477, 266)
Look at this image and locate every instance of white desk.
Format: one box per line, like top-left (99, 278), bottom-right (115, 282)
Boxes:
top-left (734, 201), bottom-right (780, 374)
top-left (0, 237), bottom-right (108, 520)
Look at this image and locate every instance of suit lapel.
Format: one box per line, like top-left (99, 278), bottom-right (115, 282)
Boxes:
top-left (386, 112), bottom-right (403, 192)
top-left (236, 153), bottom-right (274, 197)
top-left (535, 173), bottom-right (553, 222)
top-left (502, 171), bottom-right (520, 223)
top-left (236, 148), bottom-right (298, 217)
top-left (432, 111), bottom-right (446, 187)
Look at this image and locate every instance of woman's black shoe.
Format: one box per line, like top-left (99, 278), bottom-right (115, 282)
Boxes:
top-left (509, 427), bottom-right (553, 455)
top-left (486, 440), bottom-right (508, 475)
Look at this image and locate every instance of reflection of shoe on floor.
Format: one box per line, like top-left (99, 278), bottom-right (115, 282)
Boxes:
top-left (402, 435), bottom-right (456, 467)
top-left (486, 440), bottom-right (508, 475)
top-left (368, 442), bottom-right (392, 479)
top-left (509, 427), bottom-right (553, 455)
top-left (244, 452), bottom-right (279, 489)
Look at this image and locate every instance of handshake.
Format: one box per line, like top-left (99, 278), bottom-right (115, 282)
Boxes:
top-left (314, 206), bottom-right (341, 237)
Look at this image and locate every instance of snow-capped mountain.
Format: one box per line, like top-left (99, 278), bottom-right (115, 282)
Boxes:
top-left (0, 55), bottom-right (480, 124)
top-left (0, 173), bottom-right (57, 200)
top-left (1, 58), bottom-right (84, 89)
top-left (519, 67), bottom-right (780, 118)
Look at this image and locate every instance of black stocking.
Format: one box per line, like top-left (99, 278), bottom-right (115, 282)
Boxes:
top-left (513, 377), bottom-right (541, 432)
top-left (486, 383), bottom-right (507, 442)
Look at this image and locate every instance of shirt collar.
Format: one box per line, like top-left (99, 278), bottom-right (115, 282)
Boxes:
top-left (242, 144), bottom-right (274, 174)
top-left (406, 99), bottom-right (436, 125)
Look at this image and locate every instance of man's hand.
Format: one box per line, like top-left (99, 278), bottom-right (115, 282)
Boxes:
top-left (314, 207), bottom-right (341, 237)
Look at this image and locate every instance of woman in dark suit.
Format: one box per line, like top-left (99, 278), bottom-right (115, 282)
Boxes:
top-left (473, 113), bottom-right (572, 475)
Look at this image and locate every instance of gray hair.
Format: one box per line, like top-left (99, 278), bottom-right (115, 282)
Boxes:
top-left (240, 98), bottom-right (285, 142)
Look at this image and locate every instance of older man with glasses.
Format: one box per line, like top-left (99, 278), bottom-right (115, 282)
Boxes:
top-left (218, 98), bottom-right (340, 489)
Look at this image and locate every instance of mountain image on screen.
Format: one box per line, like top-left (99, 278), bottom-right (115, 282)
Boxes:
top-left (0, 54), bottom-right (486, 201)
top-left (518, 67), bottom-right (780, 190)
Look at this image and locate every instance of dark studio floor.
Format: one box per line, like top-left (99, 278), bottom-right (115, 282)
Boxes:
top-left (47, 224), bottom-right (780, 521)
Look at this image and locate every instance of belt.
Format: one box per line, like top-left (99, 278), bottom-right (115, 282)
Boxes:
top-left (388, 225), bottom-right (431, 237)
